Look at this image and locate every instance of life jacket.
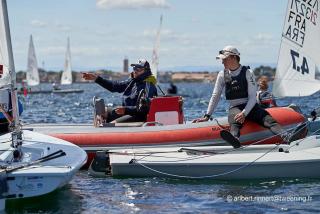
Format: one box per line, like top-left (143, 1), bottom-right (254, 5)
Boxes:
top-left (257, 90), bottom-right (275, 108)
top-left (224, 66), bottom-right (249, 100)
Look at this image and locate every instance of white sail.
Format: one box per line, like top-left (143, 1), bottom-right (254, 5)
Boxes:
top-left (151, 15), bottom-right (163, 79)
top-left (61, 37), bottom-right (72, 85)
top-left (26, 34), bottom-right (40, 86)
top-left (0, 0), bottom-right (12, 88)
top-left (273, 0), bottom-right (320, 97)
top-left (0, 0), bottom-right (19, 127)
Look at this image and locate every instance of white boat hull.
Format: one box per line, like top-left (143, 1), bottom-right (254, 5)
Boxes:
top-left (109, 135), bottom-right (320, 180)
top-left (0, 130), bottom-right (87, 200)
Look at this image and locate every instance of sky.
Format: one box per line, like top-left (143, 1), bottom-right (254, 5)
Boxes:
top-left (7, 0), bottom-right (288, 72)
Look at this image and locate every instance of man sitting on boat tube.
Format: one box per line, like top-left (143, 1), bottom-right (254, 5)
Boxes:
top-left (193, 45), bottom-right (291, 143)
top-left (82, 59), bottom-right (158, 123)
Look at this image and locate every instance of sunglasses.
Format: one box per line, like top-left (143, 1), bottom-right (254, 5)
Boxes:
top-left (219, 50), bottom-right (237, 55)
top-left (133, 67), bottom-right (144, 72)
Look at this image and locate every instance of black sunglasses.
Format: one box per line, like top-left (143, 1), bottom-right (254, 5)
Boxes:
top-left (133, 67), bottom-right (144, 72)
top-left (219, 50), bottom-right (237, 55)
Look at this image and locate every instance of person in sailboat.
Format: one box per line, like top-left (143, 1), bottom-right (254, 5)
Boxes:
top-left (192, 45), bottom-right (292, 143)
top-left (52, 82), bottom-right (60, 90)
top-left (0, 89), bottom-right (23, 134)
top-left (82, 59), bottom-right (158, 123)
top-left (167, 82), bottom-right (178, 94)
top-left (256, 76), bottom-right (277, 108)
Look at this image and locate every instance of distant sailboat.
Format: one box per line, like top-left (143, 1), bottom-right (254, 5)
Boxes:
top-left (26, 34), bottom-right (40, 86)
top-left (52, 37), bottom-right (83, 94)
top-left (151, 15), bottom-right (163, 79)
top-left (19, 35), bottom-right (51, 95)
top-left (61, 37), bottom-right (72, 85)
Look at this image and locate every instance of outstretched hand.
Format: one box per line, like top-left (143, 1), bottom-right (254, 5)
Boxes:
top-left (192, 117), bottom-right (209, 123)
top-left (82, 72), bottom-right (98, 81)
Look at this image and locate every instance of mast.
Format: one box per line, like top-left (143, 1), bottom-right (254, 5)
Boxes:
top-left (1, 0), bottom-right (21, 145)
top-left (151, 15), bottom-right (163, 79)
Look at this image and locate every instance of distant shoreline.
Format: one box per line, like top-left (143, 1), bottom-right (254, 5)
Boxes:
top-left (16, 65), bottom-right (275, 83)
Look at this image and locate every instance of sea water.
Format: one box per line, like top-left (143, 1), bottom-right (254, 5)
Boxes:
top-left (8, 82), bottom-right (320, 214)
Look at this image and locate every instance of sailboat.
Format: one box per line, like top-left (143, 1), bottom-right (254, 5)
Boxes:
top-left (18, 35), bottom-right (51, 95)
top-left (272, 0), bottom-right (320, 133)
top-left (150, 15), bottom-right (183, 96)
top-left (151, 15), bottom-right (162, 80)
top-left (26, 35), bottom-right (40, 87)
top-left (52, 37), bottom-right (83, 94)
top-left (0, 0), bottom-right (87, 210)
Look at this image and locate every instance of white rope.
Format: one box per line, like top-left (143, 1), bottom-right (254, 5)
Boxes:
top-left (126, 121), bottom-right (319, 179)
top-left (131, 143), bottom-right (281, 179)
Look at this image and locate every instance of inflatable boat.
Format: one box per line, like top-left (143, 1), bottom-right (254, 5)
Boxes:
top-left (25, 96), bottom-right (307, 168)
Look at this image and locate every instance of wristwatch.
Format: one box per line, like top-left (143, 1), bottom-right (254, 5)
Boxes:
top-left (204, 114), bottom-right (211, 120)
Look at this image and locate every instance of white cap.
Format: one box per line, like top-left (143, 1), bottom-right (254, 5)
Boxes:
top-left (216, 45), bottom-right (240, 60)
top-left (130, 58), bottom-right (150, 69)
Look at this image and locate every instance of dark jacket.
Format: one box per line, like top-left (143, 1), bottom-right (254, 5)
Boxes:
top-left (95, 70), bottom-right (158, 117)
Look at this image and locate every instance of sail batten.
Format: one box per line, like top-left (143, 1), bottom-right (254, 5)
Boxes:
top-left (273, 0), bottom-right (320, 97)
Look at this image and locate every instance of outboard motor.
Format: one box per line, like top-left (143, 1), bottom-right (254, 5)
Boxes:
top-left (88, 151), bottom-right (110, 176)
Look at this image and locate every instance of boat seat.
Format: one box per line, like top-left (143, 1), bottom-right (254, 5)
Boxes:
top-left (146, 96), bottom-right (184, 125)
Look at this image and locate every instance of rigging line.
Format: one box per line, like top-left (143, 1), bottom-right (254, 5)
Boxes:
top-left (113, 120), bottom-right (311, 166)
top-left (118, 121), bottom-right (311, 163)
top-left (241, 121), bottom-right (309, 147)
top-left (133, 154), bottom-right (213, 163)
top-left (133, 144), bottom-right (281, 179)
top-left (288, 127), bottom-right (320, 150)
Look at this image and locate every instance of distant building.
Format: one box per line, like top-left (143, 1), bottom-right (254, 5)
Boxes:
top-left (123, 57), bottom-right (129, 73)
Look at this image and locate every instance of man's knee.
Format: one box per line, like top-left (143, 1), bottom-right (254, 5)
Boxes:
top-left (263, 115), bottom-right (278, 127)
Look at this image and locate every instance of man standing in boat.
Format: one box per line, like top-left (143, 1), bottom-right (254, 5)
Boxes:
top-left (82, 59), bottom-right (158, 123)
top-left (193, 45), bottom-right (290, 144)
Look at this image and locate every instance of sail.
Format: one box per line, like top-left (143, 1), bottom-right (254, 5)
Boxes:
top-left (0, 0), bottom-right (20, 128)
top-left (61, 37), bottom-right (72, 85)
top-left (151, 15), bottom-right (163, 79)
top-left (0, 0), bottom-right (13, 88)
top-left (26, 35), bottom-right (40, 86)
top-left (273, 0), bottom-right (320, 97)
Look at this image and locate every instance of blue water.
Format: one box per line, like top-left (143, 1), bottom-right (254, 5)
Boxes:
top-left (8, 82), bottom-right (320, 213)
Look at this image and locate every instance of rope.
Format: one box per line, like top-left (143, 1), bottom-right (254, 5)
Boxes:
top-left (121, 120), bottom-right (315, 179)
top-left (131, 143), bottom-right (281, 179)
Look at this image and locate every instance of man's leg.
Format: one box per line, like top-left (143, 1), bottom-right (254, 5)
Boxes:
top-left (106, 108), bottom-right (122, 123)
top-left (246, 104), bottom-right (288, 141)
top-left (228, 106), bottom-right (244, 138)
